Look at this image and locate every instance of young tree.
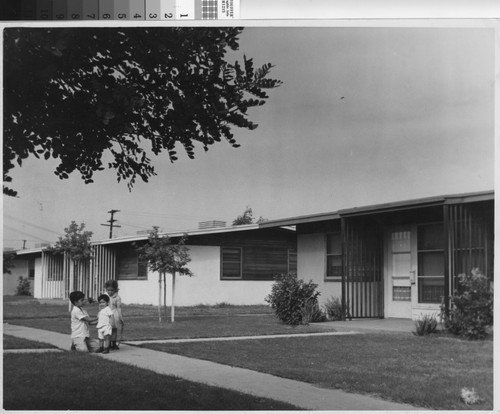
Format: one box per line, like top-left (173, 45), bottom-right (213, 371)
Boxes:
top-left (50, 221), bottom-right (93, 306)
top-left (136, 227), bottom-right (193, 323)
top-left (51, 221), bottom-right (93, 262)
top-left (4, 27), bottom-right (282, 196)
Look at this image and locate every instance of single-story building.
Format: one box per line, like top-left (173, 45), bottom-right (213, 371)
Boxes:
top-left (261, 190), bottom-right (494, 320)
top-left (6, 190), bottom-right (493, 320)
top-left (12, 224), bottom-right (297, 306)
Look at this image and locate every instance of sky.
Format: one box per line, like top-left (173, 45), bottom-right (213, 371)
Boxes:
top-left (3, 22), bottom-right (496, 249)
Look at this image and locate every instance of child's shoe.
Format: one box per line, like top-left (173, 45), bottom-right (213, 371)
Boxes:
top-left (110, 342), bottom-right (119, 350)
top-left (70, 343), bottom-right (76, 351)
top-left (102, 348), bottom-right (110, 354)
top-left (95, 347), bottom-right (104, 353)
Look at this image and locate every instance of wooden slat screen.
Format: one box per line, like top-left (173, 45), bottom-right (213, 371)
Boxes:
top-left (342, 218), bottom-right (383, 319)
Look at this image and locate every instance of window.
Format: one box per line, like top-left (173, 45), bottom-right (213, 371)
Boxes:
top-left (28, 258), bottom-right (35, 279)
top-left (326, 233), bottom-right (342, 280)
top-left (221, 247), bottom-right (242, 279)
top-left (393, 286), bottom-right (411, 301)
top-left (116, 245), bottom-right (148, 280)
top-left (417, 224), bottom-right (444, 303)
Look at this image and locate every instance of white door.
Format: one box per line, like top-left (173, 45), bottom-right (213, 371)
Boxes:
top-left (386, 228), bottom-right (415, 319)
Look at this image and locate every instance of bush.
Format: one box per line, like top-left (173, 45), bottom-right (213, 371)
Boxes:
top-left (265, 273), bottom-right (321, 326)
top-left (413, 314), bottom-right (438, 336)
top-left (323, 296), bottom-right (343, 321)
top-left (441, 268), bottom-right (493, 340)
top-left (16, 277), bottom-right (31, 296)
top-left (301, 299), bottom-right (326, 324)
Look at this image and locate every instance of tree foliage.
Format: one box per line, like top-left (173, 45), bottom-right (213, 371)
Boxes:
top-left (136, 227), bottom-right (193, 322)
top-left (232, 206), bottom-right (267, 225)
top-left (136, 227), bottom-right (193, 277)
top-left (3, 251), bottom-right (17, 274)
top-left (50, 221), bottom-right (93, 262)
top-left (3, 27), bottom-right (282, 196)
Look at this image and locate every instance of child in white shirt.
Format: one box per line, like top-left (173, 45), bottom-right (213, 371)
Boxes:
top-left (69, 291), bottom-right (97, 352)
top-left (96, 294), bottom-right (114, 354)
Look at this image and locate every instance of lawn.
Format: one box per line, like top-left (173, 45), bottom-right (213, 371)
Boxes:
top-left (4, 296), bottom-right (328, 340)
top-left (4, 334), bottom-right (57, 349)
top-left (3, 295), bottom-right (493, 410)
top-left (139, 333), bottom-right (493, 410)
top-left (3, 352), bottom-right (298, 410)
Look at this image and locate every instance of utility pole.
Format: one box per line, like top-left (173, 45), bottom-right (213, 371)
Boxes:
top-left (101, 209), bottom-right (121, 238)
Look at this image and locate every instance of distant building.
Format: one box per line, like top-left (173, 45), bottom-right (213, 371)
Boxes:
top-left (12, 224), bottom-right (296, 306)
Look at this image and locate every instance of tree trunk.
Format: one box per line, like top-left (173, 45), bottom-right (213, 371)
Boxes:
top-left (171, 271), bottom-right (176, 322)
top-left (158, 273), bottom-right (162, 323)
top-left (163, 272), bottom-right (167, 321)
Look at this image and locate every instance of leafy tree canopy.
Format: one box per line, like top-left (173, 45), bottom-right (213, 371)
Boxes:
top-left (232, 206), bottom-right (267, 225)
top-left (136, 227), bottom-right (193, 276)
top-left (51, 221), bottom-right (93, 262)
top-left (3, 251), bottom-right (17, 274)
top-left (3, 27), bottom-right (282, 196)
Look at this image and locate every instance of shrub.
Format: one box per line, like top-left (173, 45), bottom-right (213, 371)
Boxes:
top-left (301, 299), bottom-right (326, 324)
top-left (413, 314), bottom-right (438, 336)
top-left (441, 268), bottom-right (493, 340)
top-left (16, 277), bottom-right (31, 296)
top-left (323, 296), bottom-right (343, 321)
top-left (265, 273), bottom-right (321, 326)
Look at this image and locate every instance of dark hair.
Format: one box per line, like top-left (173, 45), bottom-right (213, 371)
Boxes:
top-left (104, 280), bottom-right (118, 290)
top-left (97, 294), bottom-right (110, 304)
top-left (69, 291), bottom-right (85, 305)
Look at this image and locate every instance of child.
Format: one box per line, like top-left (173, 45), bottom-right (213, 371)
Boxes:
top-left (105, 280), bottom-right (124, 350)
top-left (95, 294), bottom-right (114, 354)
top-left (69, 291), bottom-right (97, 352)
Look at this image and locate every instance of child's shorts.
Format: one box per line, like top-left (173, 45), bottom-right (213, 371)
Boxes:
top-left (98, 326), bottom-right (112, 339)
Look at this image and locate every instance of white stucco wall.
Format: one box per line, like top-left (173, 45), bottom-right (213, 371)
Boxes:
top-left (297, 233), bottom-right (342, 307)
top-left (3, 259), bottom-right (30, 295)
top-left (116, 245), bottom-right (274, 306)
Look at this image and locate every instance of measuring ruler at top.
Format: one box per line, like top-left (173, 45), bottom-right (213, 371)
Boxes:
top-left (14, 0), bottom-right (238, 20)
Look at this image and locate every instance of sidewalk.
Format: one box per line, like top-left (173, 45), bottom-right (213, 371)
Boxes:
top-left (3, 323), bottom-right (421, 411)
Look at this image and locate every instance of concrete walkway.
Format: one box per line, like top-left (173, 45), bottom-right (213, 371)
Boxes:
top-left (3, 323), bottom-right (421, 411)
top-left (314, 318), bottom-right (418, 333)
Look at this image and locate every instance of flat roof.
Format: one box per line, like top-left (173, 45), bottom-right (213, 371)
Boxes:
top-left (259, 190), bottom-right (494, 228)
top-left (95, 223), bottom-right (264, 245)
top-left (15, 223), bottom-right (292, 254)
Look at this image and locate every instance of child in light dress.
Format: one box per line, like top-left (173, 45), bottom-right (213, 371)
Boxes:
top-left (96, 294), bottom-right (114, 354)
top-left (105, 280), bottom-right (124, 350)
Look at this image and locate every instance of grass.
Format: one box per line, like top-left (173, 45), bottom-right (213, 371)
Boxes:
top-left (3, 352), bottom-right (298, 410)
top-left (4, 334), bottom-right (56, 349)
top-left (143, 333), bottom-right (493, 410)
top-left (139, 333), bottom-right (493, 410)
top-left (4, 296), bottom-right (328, 340)
top-left (3, 295), bottom-right (493, 410)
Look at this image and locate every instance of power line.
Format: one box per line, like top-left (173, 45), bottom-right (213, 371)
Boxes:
top-left (4, 214), bottom-right (63, 236)
top-left (3, 225), bottom-right (53, 242)
top-left (120, 209), bottom-right (225, 221)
